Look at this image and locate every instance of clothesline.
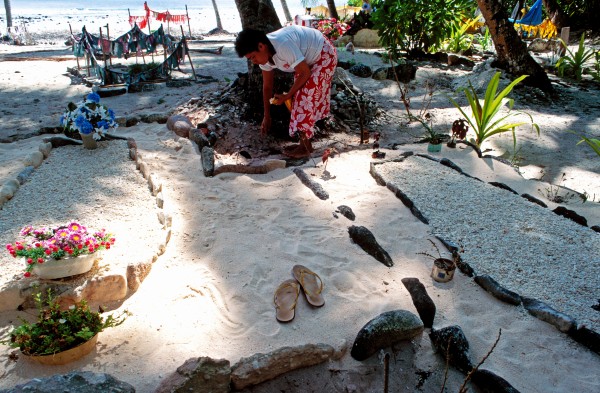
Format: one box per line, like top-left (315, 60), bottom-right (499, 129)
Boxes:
top-left (128, 1), bottom-right (189, 29)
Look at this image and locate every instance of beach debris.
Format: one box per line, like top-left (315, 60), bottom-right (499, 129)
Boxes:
top-left (292, 168), bottom-right (329, 200)
top-left (474, 275), bottom-right (522, 306)
top-left (348, 225), bottom-right (393, 267)
top-left (155, 357), bottom-right (231, 393)
top-left (429, 325), bottom-right (474, 374)
top-left (568, 326), bottom-right (600, 355)
top-left (336, 205), bottom-right (355, 221)
top-left (350, 310), bottom-right (424, 361)
top-left (521, 297), bottom-right (576, 332)
top-left (401, 277), bottom-right (436, 328)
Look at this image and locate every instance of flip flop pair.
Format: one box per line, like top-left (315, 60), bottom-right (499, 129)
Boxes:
top-left (274, 265), bottom-right (325, 323)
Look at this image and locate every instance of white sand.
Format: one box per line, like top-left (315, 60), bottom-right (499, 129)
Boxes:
top-left (1, 9), bottom-right (600, 393)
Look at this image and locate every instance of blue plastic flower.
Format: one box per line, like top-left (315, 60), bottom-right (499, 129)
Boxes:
top-left (86, 92), bottom-right (101, 103)
top-left (107, 109), bottom-right (115, 120)
top-left (75, 116), bottom-right (93, 134)
top-left (97, 120), bottom-right (109, 130)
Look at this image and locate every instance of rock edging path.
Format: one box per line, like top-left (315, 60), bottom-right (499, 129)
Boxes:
top-left (0, 136), bottom-right (172, 311)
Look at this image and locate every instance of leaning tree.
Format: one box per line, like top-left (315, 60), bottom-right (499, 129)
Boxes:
top-left (477, 0), bottom-right (553, 93)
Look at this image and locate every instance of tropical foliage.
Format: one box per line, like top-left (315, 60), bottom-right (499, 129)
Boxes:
top-left (370, 0), bottom-right (475, 59)
top-left (449, 72), bottom-right (539, 149)
top-left (556, 33), bottom-right (596, 81)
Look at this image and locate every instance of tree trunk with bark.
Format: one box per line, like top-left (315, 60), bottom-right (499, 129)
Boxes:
top-left (279, 0), bottom-right (292, 23)
top-left (477, 0), bottom-right (553, 93)
top-left (326, 0), bottom-right (339, 21)
top-left (211, 0), bottom-right (223, 30)
top-left (542, 0), bottom-right (569, 29)
top-left (4, 0), bottom-right (12, 28)
top-left (234, 0), bottom-right (292, 137)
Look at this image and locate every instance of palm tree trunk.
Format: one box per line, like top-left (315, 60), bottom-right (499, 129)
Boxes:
top-left (234, 0), bottom-right (290, 132)
top-left (4, 0), bottom-right (12, 28)
top-left (279, 0), bottom-right (292, 23)
top-left (541, 0), bottom-right (569, 29)
top-left (326, 0), bottom-right (339, 20)
top-left (477, 0), bottom-right (552, 93)
top-left (211, 0), bottom-right (223, 30)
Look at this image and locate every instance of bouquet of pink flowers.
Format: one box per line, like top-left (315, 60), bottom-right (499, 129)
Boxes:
top-left (314, 18), bottom-right (349, 41)
top-left (6, 222), bottom-right (115, 277)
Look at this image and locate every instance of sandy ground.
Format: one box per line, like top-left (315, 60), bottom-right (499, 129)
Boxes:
top-left (0, 19), bottom-right (599, 393)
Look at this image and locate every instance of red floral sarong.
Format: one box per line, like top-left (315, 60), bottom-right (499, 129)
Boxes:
top-left (289, 39), bottom-right (337, 139)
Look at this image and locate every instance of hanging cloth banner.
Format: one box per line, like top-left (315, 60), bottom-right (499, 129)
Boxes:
top-left (128, 15), bottom-right (148, 29)
top-left (145, 2), bottom-right (189, 24)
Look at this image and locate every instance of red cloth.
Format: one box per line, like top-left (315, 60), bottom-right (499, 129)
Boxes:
top-left (289, 39), bottom-right (337, 139)
top-left (128, 15), bottom-right (147, 29)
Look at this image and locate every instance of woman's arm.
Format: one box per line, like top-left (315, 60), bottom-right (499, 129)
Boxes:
top-left (274, 60), bottom-right (311, 103)
top-left (261, 69), bottom-right (274, 136)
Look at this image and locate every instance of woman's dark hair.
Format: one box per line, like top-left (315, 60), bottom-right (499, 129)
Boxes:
top-left (234, 28), bottom-right (273, 57)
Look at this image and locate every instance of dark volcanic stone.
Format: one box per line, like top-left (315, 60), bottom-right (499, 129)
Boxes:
top-left (429, 325), bottom-right (473, 374)
top-left (348, 225), bottom-right (394, 267)
top-left (567, 326), bottom-right (600, 355)
top-left (489, 182), bottom-right (518, 194)
top-left (552, 206), bottom-right (588, 226)
top-left (521, 193), bottom-right (548, 208)
top-left (401, 277), bottom-right (436, 328)
top-left (348, 63), bottom-right (373, 78)
top-left (1, 371), bottom-right (135, 393)
top-left (471, 369), bottom-right (521, 393)
top-left (336, 205), bottom-right (356, 221)
top-left (521, 297), bottom-right (576, 332)
top-left (474, 275), bottom-right (521, 305)
top-left (351, 309), bottom-right (424, 361)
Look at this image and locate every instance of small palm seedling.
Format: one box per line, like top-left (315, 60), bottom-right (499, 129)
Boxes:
top-left (556, 33), bottom-right (595, 81)
top-left (449, 72), bottom-right (539, 152)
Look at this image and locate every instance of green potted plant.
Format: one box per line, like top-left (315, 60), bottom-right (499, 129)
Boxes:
top-left (1, 289), bottom-right (129, 365)
top-left (5, 221), bottom-right (115, 279)
top-left (413, 115), bottom-right (445, 153)
top-left (417, 239), bottom-right (456, 283)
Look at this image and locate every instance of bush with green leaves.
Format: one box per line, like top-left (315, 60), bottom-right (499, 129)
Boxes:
top-left (569, 131), bottom-right (600, 157)
top-left (556, 33), bottom-right (595, 81)
top-left (370, 0), bottom-right (475, 59)
top-left (443, 18), bottom-right (478, 53)
top-left (449, 72), bottom-right (539, 150)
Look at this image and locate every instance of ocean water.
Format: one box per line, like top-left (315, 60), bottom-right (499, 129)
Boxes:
top-left (1, 0), bottom-right (312, 36)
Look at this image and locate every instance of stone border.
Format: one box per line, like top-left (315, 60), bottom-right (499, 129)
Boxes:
top-left (0, 136), bottom-right (172, 310)
top-left (369, 152), bottom-right (600, 355)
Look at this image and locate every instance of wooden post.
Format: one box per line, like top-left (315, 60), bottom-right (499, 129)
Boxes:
top-left (167, 11), bottom-right (171, 36)
top-left (68, 23), bottom-right (81, 71)
top-left (99, 27), bottom-right (109, 85)
top-left (180, 25), bottom-right (197, 81)
top-left (105, 24), bottom-right (112, 67)
top-left (185, 5), bottom-right (192, 38)
top-left (559, 27), bottom-right (570, 57)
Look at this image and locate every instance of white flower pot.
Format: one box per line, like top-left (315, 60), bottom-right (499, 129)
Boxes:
top-left (29, 252), bottom-right (101, 279)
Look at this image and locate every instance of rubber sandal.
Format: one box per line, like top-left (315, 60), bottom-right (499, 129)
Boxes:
top-left (274, 279), bottom-right (300, 322)
top-left (292, 265), bottom-right (325, 307)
